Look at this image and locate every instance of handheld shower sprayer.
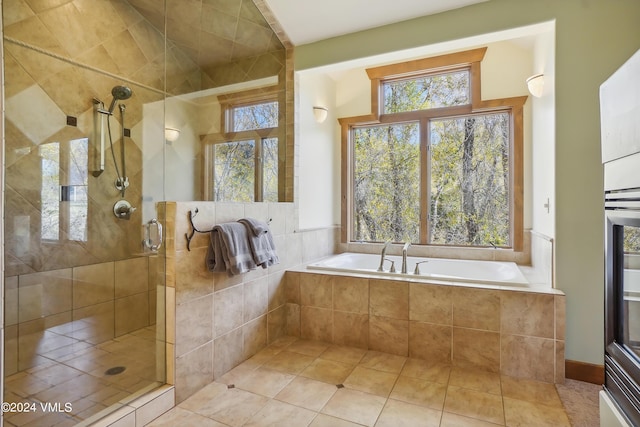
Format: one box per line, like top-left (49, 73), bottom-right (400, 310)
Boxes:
top-left (107, 85), bottom-right (132, 114)
top-left (93, 85), bottom-right (134, 204)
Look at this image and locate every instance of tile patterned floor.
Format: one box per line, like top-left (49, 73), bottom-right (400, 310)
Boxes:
top-left (3, 326), bottom-right (160, 427)
top-left (149, 336), bottom-right (601, 427)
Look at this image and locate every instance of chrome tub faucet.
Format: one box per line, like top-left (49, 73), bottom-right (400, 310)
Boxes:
top-left (401, 242), bottom-right (412, 274)
top-left (377, 240), bottom-right (392, 271)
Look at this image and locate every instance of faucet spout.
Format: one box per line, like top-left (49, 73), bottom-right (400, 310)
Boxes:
top-left (401, 242), bottom-right (412, 274)
top-left (377, 241), bottom-right (392, 271)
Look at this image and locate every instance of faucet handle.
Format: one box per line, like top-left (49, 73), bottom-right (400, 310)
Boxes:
top-left (413, 260), bottom-right (429, 275)
top-left (384, 258), bottom-right (396, 273)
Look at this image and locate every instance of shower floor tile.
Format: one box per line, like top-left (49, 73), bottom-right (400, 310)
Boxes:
top-left (3, 326), bottom-right (160, 427)
top-left (148, 337), bottom-right (602, 427)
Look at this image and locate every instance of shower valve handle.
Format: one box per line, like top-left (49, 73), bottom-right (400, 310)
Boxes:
top-left (113, 200), bottom-right (136, 220)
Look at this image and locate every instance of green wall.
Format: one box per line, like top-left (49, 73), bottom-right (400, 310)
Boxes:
top-left (295, 0), bottom-right (640, 365)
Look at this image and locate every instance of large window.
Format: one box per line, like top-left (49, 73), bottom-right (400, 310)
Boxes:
top-left (342, 48), bottom-right (525, 249)
top-left (204, 89), bottom-right (280, 202)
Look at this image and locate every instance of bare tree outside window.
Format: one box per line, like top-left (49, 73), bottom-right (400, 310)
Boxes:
top-left (353, 123), bottom-right (420, 242)
top-left (429, 113), bottom-right (510, 246)
top-left (232, 101), bottom-right (278, 131)
top-left (351, 68), bottom-right (511, 247)
top-left (383, 70), bottom-right (469, 113)
top-left (209, 98), bottom-right (279, 202)
top-left (214, 140), bottom-right (255, 202)
top-left (262, 137), bottom-right (279, 202)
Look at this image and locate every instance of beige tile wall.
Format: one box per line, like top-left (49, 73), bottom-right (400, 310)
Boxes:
top-left (3, 255), bottom-right (157, 376)
top-left (163, 201), bottom-right (338, 403)
top-left (286, 271), bottom-right (566, 384)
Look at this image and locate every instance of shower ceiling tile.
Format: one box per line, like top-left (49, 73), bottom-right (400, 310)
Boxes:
top-left (201, 6), bottom-right (237, 40)
top-left (128, 0), bottom-right (284, 89)
top-left (37, 2), bottom-right (106, 58)
top-left (110, 0), bottom-right (146, 28)
top-left (128, 19), bottom-right (165, 63)
top-left (132, 58), bottom-right (165, 92)
top-left (202, 61), bottom-right (247, 87)
top-left (102, 29), bottom-right (149, 78)
top-left (239, 0), bottom-right (270, 27)
top-left (4, 14), bottom-right (69, 57)
top-left (166, 0), bottom-right (202, 31)
top-left (246, 52), bottom-right (285, 80)
top-left (207, 0), bottom-right (243, 17)
top-left (24, 0), bottom-right (73, 14)
top-left (75, 45), bottom-right (122, 83)
top-left (73, 0), bottom-right (129, 42)
top-left (197, 33), bottom-right (235, 67)
top-left (3, 0), bottom-right (36, 27)
top-left (233, 18), bottom-right (274, 55)
top-left (5, 84), bottom-right (66, 144)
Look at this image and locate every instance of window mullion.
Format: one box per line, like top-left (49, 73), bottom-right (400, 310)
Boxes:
top-left (255, 137), bottom-right (263, 202)
top-left (420, 118), bottom-right (429, 245)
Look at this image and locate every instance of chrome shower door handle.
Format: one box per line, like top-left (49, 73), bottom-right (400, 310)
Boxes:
top-left (143, 219), bottom-right (163, 252)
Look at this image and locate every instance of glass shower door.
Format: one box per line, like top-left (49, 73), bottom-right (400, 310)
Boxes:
top-left (1, 1), bottom-right (168, 425)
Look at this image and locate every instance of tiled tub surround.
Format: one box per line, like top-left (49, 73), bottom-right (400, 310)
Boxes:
top-left (285, 270), bottom-right (566, 384)
top-left (162, 201), bottom-right (339, 403)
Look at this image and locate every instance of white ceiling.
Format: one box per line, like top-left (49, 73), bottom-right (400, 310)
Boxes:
top-left (264, 0), bottom-right (488, 46)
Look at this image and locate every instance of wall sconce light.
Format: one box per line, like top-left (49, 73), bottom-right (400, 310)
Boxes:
top-left (164, 127), bottom-right (181, 142)
top-left (526, 73), bottom-right (545, 98)
top-left (313, 106), bottom-right (328, 123)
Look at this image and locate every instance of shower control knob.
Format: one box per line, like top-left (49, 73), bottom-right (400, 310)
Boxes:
top-left (113, 200), bottom-right (136, 220)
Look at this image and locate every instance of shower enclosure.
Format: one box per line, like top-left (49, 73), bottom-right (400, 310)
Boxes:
top-left (1, 0), bottom-right (168, 423)
top-left (2, 0), bottom-right (289, 425)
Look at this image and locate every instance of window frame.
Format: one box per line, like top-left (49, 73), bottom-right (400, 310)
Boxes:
top-left (202, 87), bottom-right (280, 202)
top-left (339, 48), bottom-right (527, 250)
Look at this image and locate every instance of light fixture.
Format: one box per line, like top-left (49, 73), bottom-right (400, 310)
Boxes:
top-left (526, 73), bottom-right (545, 98)
top-left (164, 127), bottom-right (180, 142)
top-left (313, 106), bottom-right (328, 123)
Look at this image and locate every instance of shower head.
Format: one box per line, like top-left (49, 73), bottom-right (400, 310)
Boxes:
top-left (107, 85), bottom-right (133, 114)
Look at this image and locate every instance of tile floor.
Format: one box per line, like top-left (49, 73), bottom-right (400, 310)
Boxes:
top-left (3, 326), bottom-right (161, 427)
top-left (148, 336), bottom-right (601, 427)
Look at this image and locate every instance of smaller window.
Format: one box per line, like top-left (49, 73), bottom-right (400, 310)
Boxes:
top-left (382, 70), bottom-right (470, 114)
top-left (203, 90), bottom-right (280, 202)
top-left (230, 101), bottom-right (278, 132)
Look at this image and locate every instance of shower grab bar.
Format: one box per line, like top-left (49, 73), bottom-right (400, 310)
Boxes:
top-left (92, 99), bottom-right (105, 177)
top-left (185, 208), bottom-right (272, 251)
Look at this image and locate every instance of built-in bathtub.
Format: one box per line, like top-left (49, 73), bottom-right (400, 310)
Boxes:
top-left (286, 251), bottom-right (565, 383)
top-left (307, 252), bottom-right (529, 287)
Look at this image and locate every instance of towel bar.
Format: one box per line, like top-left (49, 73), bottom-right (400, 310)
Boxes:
top-left (185, 208), bottom-right (272, 251)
